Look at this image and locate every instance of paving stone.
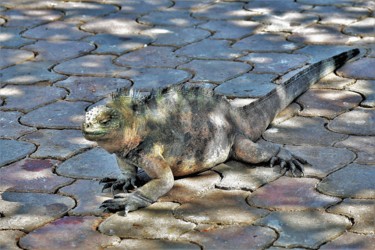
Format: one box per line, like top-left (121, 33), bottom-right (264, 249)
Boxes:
top-left (172, 0), bottom-right (213, 10)
top-left (0, 85), bottom-right (68, 112)
top-left (0, 0), bottom-right (61, 9)
top-left (178, 60), bottom-right (251, 83)
top-left (335, 136), bottom-right (375, 164)
top-left (285, 145), bottom-right (356, 178)
top-left (233, 33), bottom-right (300, 52)
top-left (256, 210), bottom-right (351, 249)
top-left (175, 189), bottom-right (268, 225)
top-left (240, 53), bottom-right (309, 74)
top-left (245, 0), bottom-right (312, 14)
top-left (140, 9), bottom-right (202, 27)
top-left (0, 48), bottom-right (34, 69)
top-left (288, 24), bottom-right (361, 45)
top-left (327, 108), bottom-right (375, 135)
top-left (295, 45), bottom-right (355, 63)
top-left (0, 139), bottom-right (36, 167)
top-left (80, 13), bottom-right (145, 35)
top-left (83, 34), bottom-right (153, 55)
top-left (0, 111), bottom-right (36, 139)
top-left (143, 27), bottom-right (210, 47)
top-left (0, 158), bottom-right (73, 193)
top-left (56, 147), bottom-right (121, 179)
top-left (118, 0), bottom-right (172, 14)
top-left (296, 0), bottom-right (356, 6)
top-left (199, 20), bottom-right (259, 40)
top-left (23, 21), bottom-right (90, 40)
top-left (180, 225), bottom-right (277, 250)
top-left (193, 2), bottom-right (254, 20)
top-left (107, 239), bottom-right (199, 250)
top-left (19, 216), bottom-right (120, 249)
top-left (338, 58), bottom-right (375, 80)
top-left (23, 40), bottom-right (95, 62)
top-left (99, 202), bottom-right (196, 239)
top-left (160, 171), bottom-right (220, 203)
top-left (116, 46), bottom-right (190, 68)
top-left (0, 192), bottom-right (75, 232)
top-left (55, 76), bottom-right (131, 102)
top-left (248, 177), bottom-right (340, 210)
top-left (344, 17), bottom-right (375, 37)
top-left (263, 116), bottom-right (347, 146)
top-left (0, 230), bottom-right (25, 250)
top-left (213, 161), bottom-right (282, 191)
top-left (320, 232), bottom-right (375, 250)
top-left (272, 103), bottom-right (301, 125)
top-left (20, 100), bottom-right (89, 129)
top-left (21, 129), bottom-right (95, 159)
top-left (3, 9), bottom-right (63, 28)
top-left (56, 1), bottom-right (118, 21)
top-left (318, 163), bottom-right (375, 199)
top-left (328, 198), bottom-right (375, 234)
top-left (311, 6), bottom-right (370, 25)
top-left (176, 39), bottom-right (242, 60)
top-left (311, 73), bottom-right (355, 90)
top-left (0, 61), bottom-right (66, 84)
top-left (59, 180), bottom-right (111, 216)
top-left (297, 89), bottom-right (362, 119)
top-left (0, 27), bottom-right (34, 48)
top-left (215, 73), bottom-right (276, 98)
top-left (348, 80), bottom-right (375, 107)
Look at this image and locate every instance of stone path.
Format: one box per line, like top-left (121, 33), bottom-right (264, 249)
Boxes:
top-left (0, 0), bottom-right (374, 249)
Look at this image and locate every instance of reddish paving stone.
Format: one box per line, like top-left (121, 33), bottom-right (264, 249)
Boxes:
top-left (0, 158), bottom-right (72, 193)
top-left (178, 60), bottom-right (251, 83)
top-left (0, 192), bottom-right (75, 232)
top-left (213, 161), bottom-right (281, 191)
top-left (247, 177), bottom-right (340, 210)
top-left (240, 53), bottom-right (309, 74)
top-left (180, 225), bottom-right (277, 250)
top-left (311, 6), bottom-right (370, 25)
top-left (328, 198), bottom-right (375, 234)
top-left (22, 21), bottom-right (90, 40)
top-left (285, 145), bottom-right (355, 178)
top-left (297, 89), bottom-right (362, 119)
top-left (140, 9), bottom-right (202, 27)
top-left (0, 139), bottom-right (36, 167)
top-left (335, 136), bottom-right (375, 164)
top-left (0, 27), bottom-right (34, 48)
top-left (348, 80), bottom-right (375, 107)
top-left (56, 148), bottom-right (121, 179)
top-left (256, 210), bottom-right (351, 249)
top-left (0, 111), bottom-right (36, 139)
top-left (55, 76), bottom-right (131, 102)
top-left (175, 189), bottom-right (269, 225)
top-left (320, 232), bottom-right (375, 250)
top-left (311, 73), bottom-right (355, 90)
top-left (318, 163), bottom-right (375, 199)
top-left (23, 40), bottom-right (95, 62)
top-left (199, 20), bottom-right (259, 40)
top-left (0, 230), bottom-right (25, 250)
top-left (193, 2), bottom-right (254, 20)
top-left (20, 100), bottom-right (89, 129)
top-left (0, 85), bottom-right (67, 112)
top-left (116, 46), bottom-right (190, 68)
top-left (338, 57), bottom-right (375, 80)
top-left (60, 180), bottom-right (111, 216)
top-left (107, 239), bottom-right (199, 250)
top-left (344, 17), bottom-right (375, 37)
top-left (233, 33), bottom-right (300, 52)
top-left (99, 202), bottom-right (196, 239)
top-left (263, 116), bottom-right (347, 146)
top-left (19, 216), bottom-right (120, 249)
top-left (21, 129), bottom-right (95, 159)
top-left (0, 61), bottom-right (65, 84)
top-left (3, 9), bottom-right (62, 28)
top-left (327, 108), bottom-right (375, 136)
top-left (245, 0), bottom-right (311, 14)
top-left (0, 48), bottom-right (34, 69)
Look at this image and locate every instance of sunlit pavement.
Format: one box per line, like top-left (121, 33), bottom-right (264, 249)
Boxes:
top-left (0, 0), bottom-right (374, 249)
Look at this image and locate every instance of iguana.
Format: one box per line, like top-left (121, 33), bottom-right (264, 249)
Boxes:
top-left (82, 48), bottom-right (360, 214)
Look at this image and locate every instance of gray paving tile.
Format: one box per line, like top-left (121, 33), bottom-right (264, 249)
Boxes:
top-left (295, 45), bottom-right (354, 63)
top-left (297, 0), bottom-right (356, 6)
top-left (320, 232), bottom-right (375, 250)
top-left (348, 80), bottom-right (375, 107)
top-left (310, 6), bottom-right (370, 25)
top-left (193, 2), bottom-right (254, 20)
top-left (245, 0), bottom-right (312, 14)
top-left (118, 0), bottom-right (172, 14)
top-left (0, 48), bottom-right (34, 69)
top-left (338, 57), bottom-right (375, 80)
top-left (56, 1), bottom-right (118, 21)
top-left (0, 0), bottom-right (61, 9)
top-left (173, 0), bottom-right (213, 10)
top-left (3, 9), bottom-right (62, 28)
top-left (0, 230), bottom-right (25, 250)
top-left (311, 73), bottom-right (355, 90)
top-left (345, 18), bottom-right (375, 37)
top-left (335, 136), bottom-right (375, 164)
top-left (0, 111), bottom-right (36, 139)
top-left (233, 33), bottom-right (300, 52)
top-left (139, 9), bottom-right (202, 27)
top-left (0, 27), bottom-right (33, 48)
top-left (0, 139), bottom-right (36, 167)
top-left (199, 20), bottom-right (259, 40)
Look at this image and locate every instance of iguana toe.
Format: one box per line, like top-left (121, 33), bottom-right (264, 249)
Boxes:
top-left (100, 192), bottom-right (153, 215)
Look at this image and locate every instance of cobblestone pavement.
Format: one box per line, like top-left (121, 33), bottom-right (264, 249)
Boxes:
top-left (0, 0), bottom-right (374, 249)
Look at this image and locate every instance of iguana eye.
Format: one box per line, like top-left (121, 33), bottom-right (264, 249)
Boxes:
top-left (99, 117), bottom-right (111, 125)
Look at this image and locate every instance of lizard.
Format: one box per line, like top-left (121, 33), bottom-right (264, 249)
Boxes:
top-left (82, 48), bottom-right (360, 215)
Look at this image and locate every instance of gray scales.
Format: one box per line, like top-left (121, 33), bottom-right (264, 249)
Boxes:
top-left (82, 49), bottom-right (360, 214)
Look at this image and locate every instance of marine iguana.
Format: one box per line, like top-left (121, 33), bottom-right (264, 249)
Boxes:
top-left (82, 48), bottom-right (360, 214)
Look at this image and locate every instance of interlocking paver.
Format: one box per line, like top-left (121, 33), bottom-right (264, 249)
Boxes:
top-left (172, 0), bottom-right (213, 10)
top-left (295, 44), bottom-right (354, 63)
top-left (19, 216), bottom-right (120, 250)
top-left (0, 0), bottom-right (61, 9)
top-left (233, 33), bottom-right (300, 52)
top-left (0, 27), bottom-right (34, 48)
top-left (193, 2), bottom-right (254, 20)
top-left (245, 0), bottom-right (312, 14)
top-left (118, 0), bottom-right (172, 14)
top-left (296, 0), bottom-right (356, 6)
top-left (23, 21), bottom-right (91, 40)
top-left (56, 1), bottom-right (118, 21)
top-left (320, 232), bottom-right (375, 250)
top-left (108, 239), bottom-right (200, 250)
top-left (348, 80), bottom-right (375, 107)
top-left (0, 48), bottom-right (34, 69)
top-left (199, 20), bottom-right (259, 40)
top-left (0, 230), bottom-right (25, 250)
top-left (3, 9), bottom-right (63, 28)
top-left (344, 17), bottom-right (375, 37)
top-left (338, 57), bottom-right (375, 79)
top-left (335, 136), bottom-right (375, 164)
top-left (310, 73), bottom-right (355, 90)
top-left (140, 9), bottom-right (203, 27)
top-left (310, 6), bottom-right (370, 25)
top-left (0, 111), bottom-right (36, 139)
top-left (0, 139), bottom-right (36, 167)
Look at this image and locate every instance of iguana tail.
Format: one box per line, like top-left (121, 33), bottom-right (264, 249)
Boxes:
top-left (238, 48), bottom-right (360, 140)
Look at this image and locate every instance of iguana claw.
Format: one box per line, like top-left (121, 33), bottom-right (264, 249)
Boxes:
top-left (100, 192), bottom-right (153, 215)
top-left (270, 148), bottom-right (307, 177)
top-left (100, 176), bottom-right (137, 194)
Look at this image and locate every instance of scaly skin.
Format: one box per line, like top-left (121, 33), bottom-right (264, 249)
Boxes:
top-left (82, 49), bottom-right (360, 215)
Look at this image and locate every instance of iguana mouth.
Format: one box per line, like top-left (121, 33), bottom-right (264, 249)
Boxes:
top-left (82, 129), bottom-right (108, 140)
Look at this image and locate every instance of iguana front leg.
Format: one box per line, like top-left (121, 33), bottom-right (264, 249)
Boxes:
top-left (232, 135), bottom-right (306, 176)
top-left (100, 154), bottom-right (174, 215)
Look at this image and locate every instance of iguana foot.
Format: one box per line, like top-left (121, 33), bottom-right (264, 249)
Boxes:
top-left (100, 192), bottom-right (153, 215)
top-left (100, 176), bottom-right (137, 194)
top-left (270, 148), bottom-right (307, 177)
